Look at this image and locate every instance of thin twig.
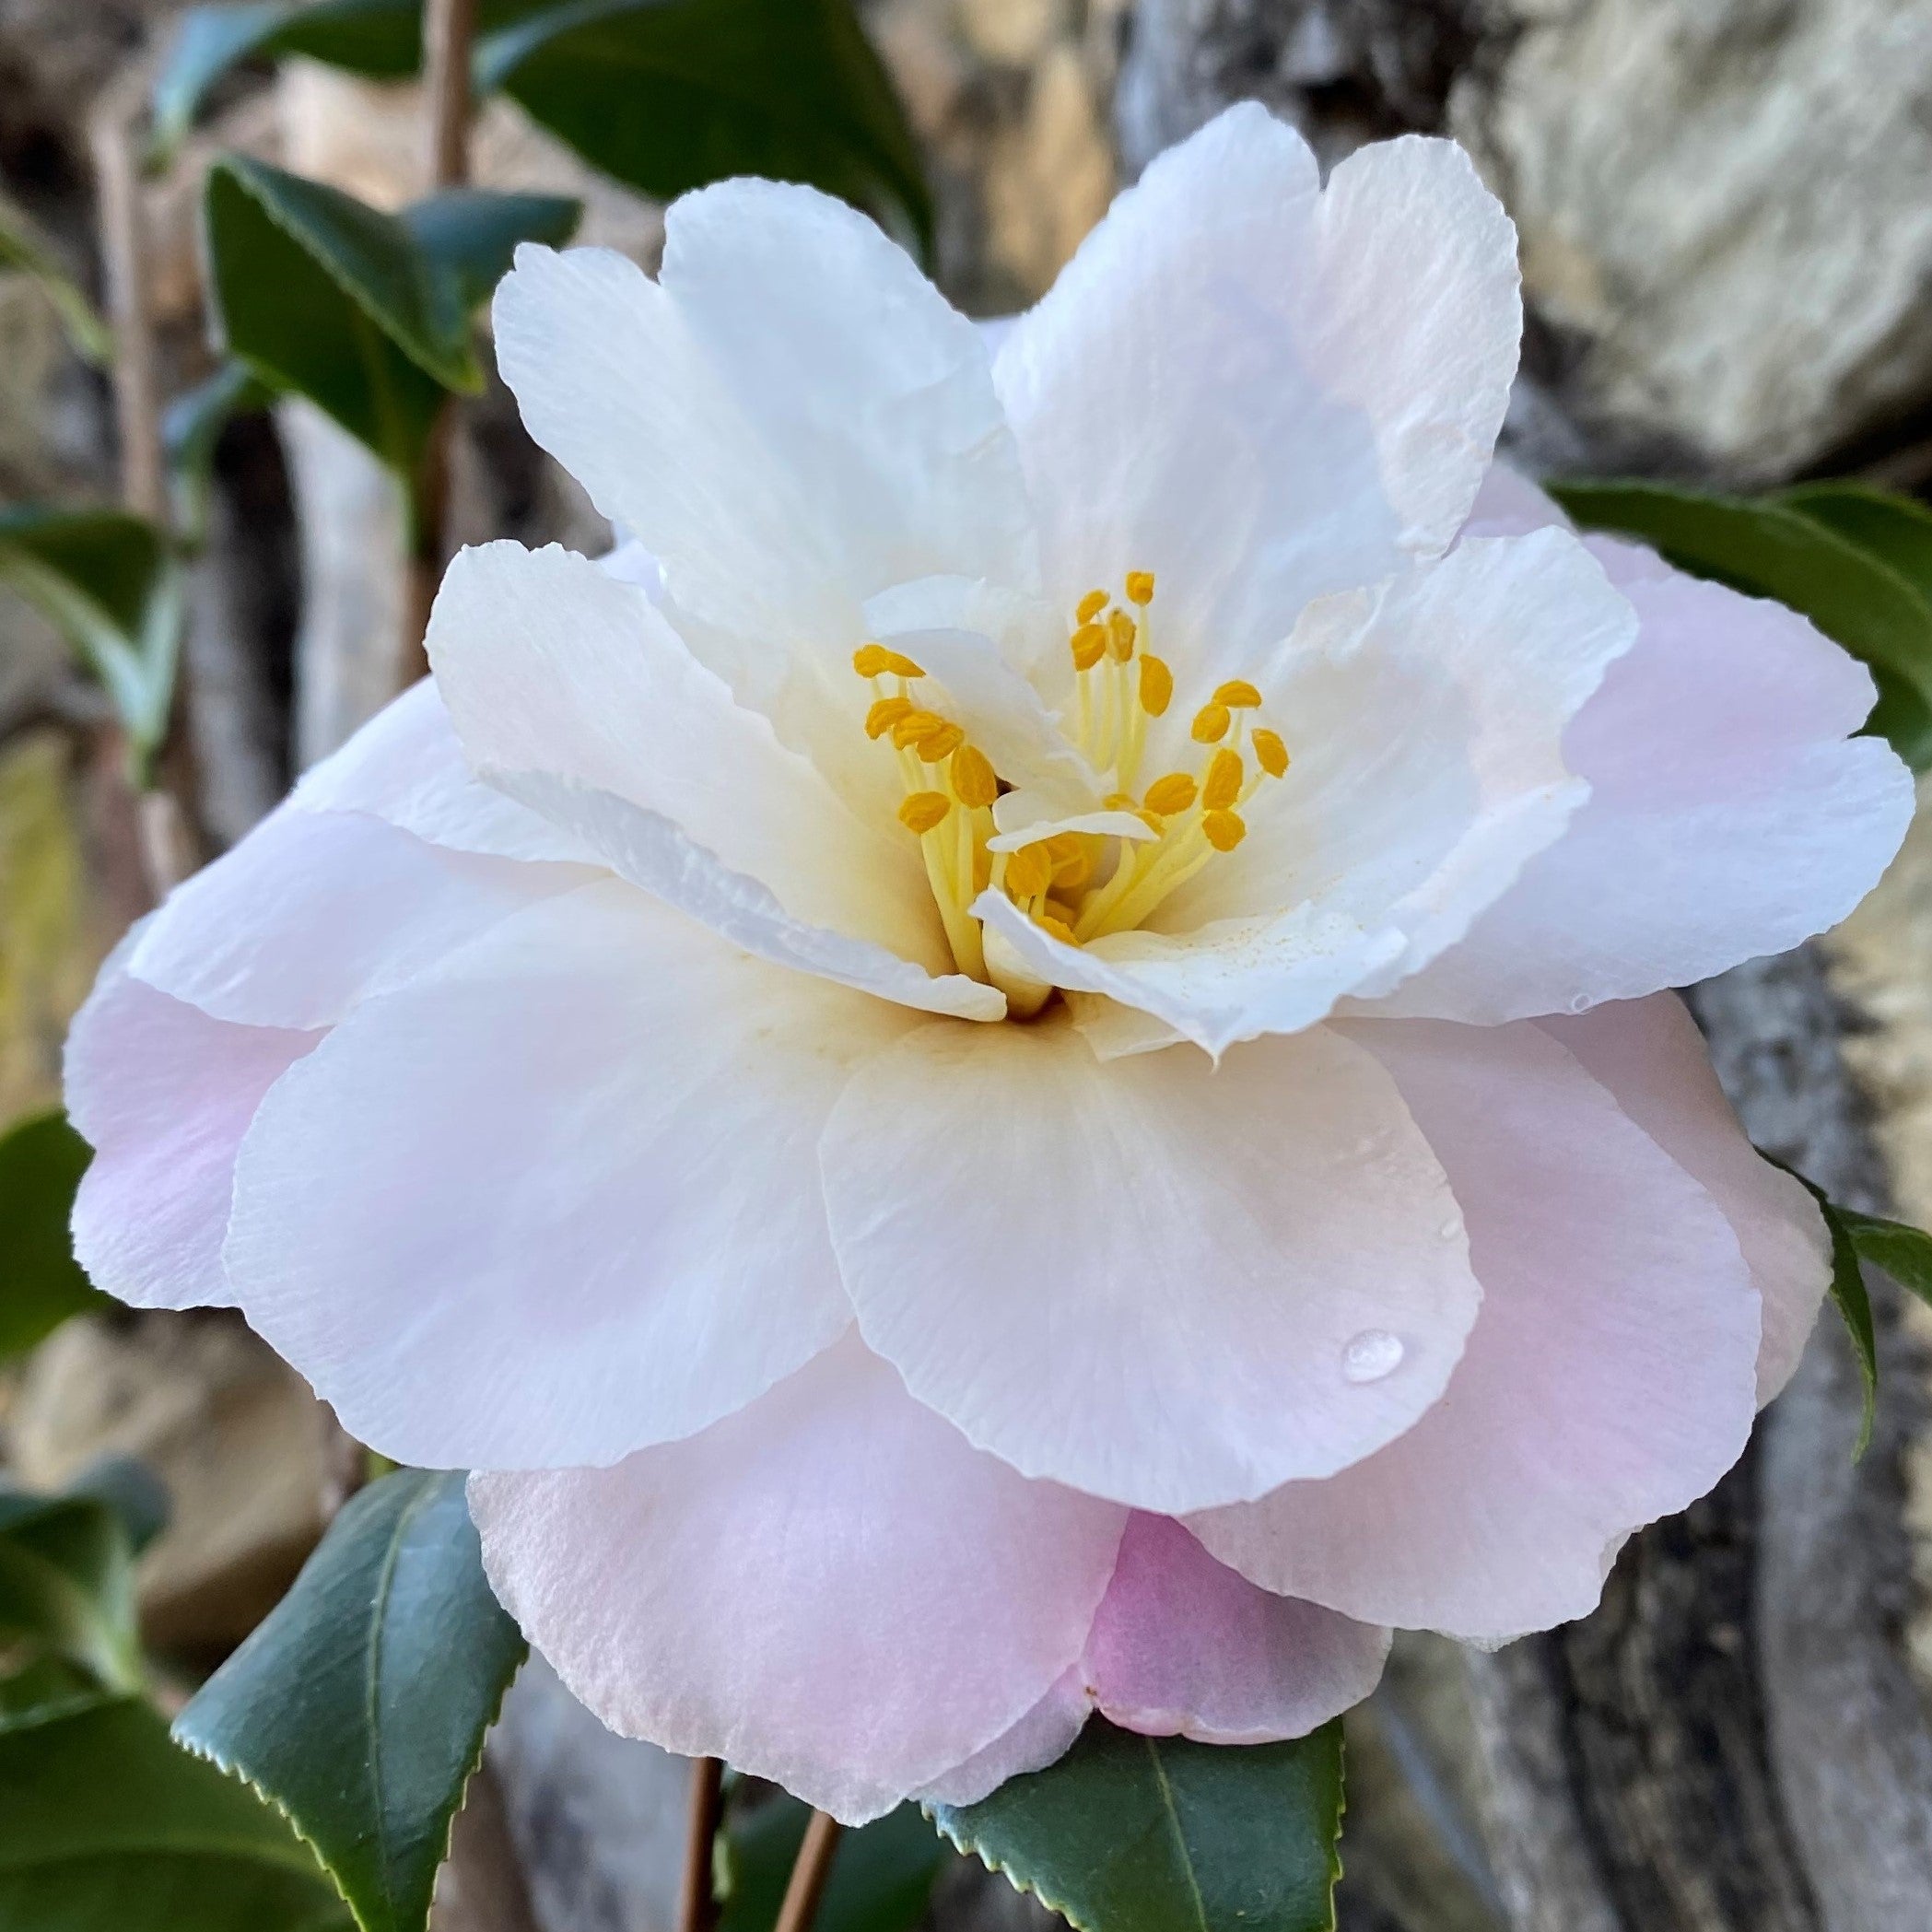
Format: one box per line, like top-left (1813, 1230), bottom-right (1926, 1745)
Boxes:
top-left (773, 1811), bottom-right (843, 1932)
top-left (403, 0), bottom-right (479, 691)
top-left (676, 1757), bottom-right (726, 1932)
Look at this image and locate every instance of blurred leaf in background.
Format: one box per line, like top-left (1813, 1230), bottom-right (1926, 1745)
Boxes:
top-left (0, 198), bottom-right (112, 367)
top-left (0, 1109), bottom-right (101, 1364)
top-left (719, 1792), bottom-right (943, 1932)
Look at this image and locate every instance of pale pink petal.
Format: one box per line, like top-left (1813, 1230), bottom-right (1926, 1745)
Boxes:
top-left (1539, 993), bottom-right (1830, 1402)
top-left (428, 541), bottom-right (949, 972)
top-left (65, 952), bottom-right (316, 1311)
top-left (1192, 1018), bottom-right (1761, 1641)
top-left (915, 1670), bottom-right (1090, 1809)
top-left (291, 678), bottom-right (603, 866)
top-left (1383, 476), bottom-right (1914, 1020)
top-left (821, 1013), bottom-right (1481, 1514)
top-left (469, 1337), bottom-right (1127, 1824)
top-left (126, 803), bottom-right (594, 1030)
top-left (1083, 1516), bottom-right (1389, 1743)
top-left (996, 105), bottom-right (1517, 692)
top-left (224, 882), bottom-right (916, 1469)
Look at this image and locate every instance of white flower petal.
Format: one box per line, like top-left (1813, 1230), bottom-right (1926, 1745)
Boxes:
top-left (429, 540), bottom-right (948, 970)
top-left (224, 882), bottom-right (915, 1469)
top-left (821, 1013), bottom-right (1481, 1513)
top-left (1539, 994), bottom-right (1830, 1403)
top-left (1191, 1017), bottom-right (1761, 1640)
top-left (995, 105), bottom-right (1518, 691)
top-left (470, 1335), bottom-right (1127, 1824)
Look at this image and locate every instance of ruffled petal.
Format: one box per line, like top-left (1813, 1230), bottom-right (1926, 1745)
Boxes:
top-left (1381, 478), bottom-right (1914, 1021)
top-left (65, 951), bottom-right (316, 1311)
top-left (1083, 1515), bottom-right (1389, 1743)
top-left (428, 540), bottom-right (950, 972)
top-left (821, 1012), bottom-right (1481, 1514)
top-left (493, 181), bottom-right (1033, 821)
top-left (995, 104), bottom-right (1518, 694)
top-left (125, 803), bottom-right (594, 1031)
top-left (915, 1670), bottom-right (1090, 1809)
top-left (469, 1336), bottom-right (1127, 1824)
top-left (1191, 1017), bottom-right (1761, 1640)
top-left (224, 881), bottom-right (916, 1469)
top-left (1539, 994), bottom-right (1830, 1403)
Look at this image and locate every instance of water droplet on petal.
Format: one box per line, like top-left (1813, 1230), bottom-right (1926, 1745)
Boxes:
top-left (1342, 1329), bottom-right (1405, 1384)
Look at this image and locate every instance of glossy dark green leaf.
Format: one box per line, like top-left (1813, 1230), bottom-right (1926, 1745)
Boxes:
top-left (720, 1796), bottom-right (943, 1932)
top-left (0, 1108), bottom-right (103, 1363)
top-left (400, 188), bottom-right (581, 310)
top-left (932, 1719), bottom-right (1345, 1932)
top-left (0, 506), bottom-right (182, 756)
top-left (1781, 483), bottom-right (1932, 601)
top-left (479, 0), bottom-right (933, 256)
top-left (0, 1695), bottom-right (354, 1931)
top-left (1551, 478), bottom-right (1932, 769)
top-left (0, 198), bottom-right (112, 363)
top-left (163, 359), bottom-right (270, 544)
top-left (174, 1469), bottom-right (526, 1932)
top-left (0, 1489), bottom-right (141, 1693)
top-left (151, 0), bottom-right (423, 168)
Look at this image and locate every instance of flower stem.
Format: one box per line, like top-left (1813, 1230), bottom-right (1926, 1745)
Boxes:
top-left (676, 1757), bottom-right (725, 1932)
top-left (773, 1810), bottom-right (843, 1932)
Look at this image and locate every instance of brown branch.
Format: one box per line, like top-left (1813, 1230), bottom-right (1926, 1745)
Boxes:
top-left (676, 1757), bottom-right (726, 1932)
top-left (773, 1811), bottom-right (843, 1932)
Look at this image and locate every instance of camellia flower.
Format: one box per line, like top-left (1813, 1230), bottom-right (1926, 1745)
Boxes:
top-left (66, 104), bottom-right (1911, 1821)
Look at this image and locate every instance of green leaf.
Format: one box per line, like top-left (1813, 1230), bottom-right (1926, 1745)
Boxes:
top-left (1772, 1163), bottom-right (1879, 1457)
top-left (1780, 483), bottom-right (1932, 601)
top-left (151, 0), bottom-right (424, 169)
top-left (0, 1656), bottom-right (102, 1733)
top-left (0, 507), bottom-right (183, 759)
top-left (0, 1695), bottom-right (354, 1931)
top-left (1550, 478), bottom-right (1932, 769)
top-left (0, 198), bottom-right (113, 364)
top-left (163, 359), bottom-right (270, 544)
top-left (173, 1469), bottom-right (527, 1932)
top-left (64, 1456), bottom-right (172, 1558)
top-left (0, 1490), bottom-right (142, 1693)
top-left (400, 188), bottom-right (581, 311)
top-left (931, 1719), bottom-right (1345, 1932)
top-left (0, 1108), bottom-right (103, 1364)
top-left (478, 0), bottom-right (934, 258)
top-left (720, 1797), bottom-right (943, 1932)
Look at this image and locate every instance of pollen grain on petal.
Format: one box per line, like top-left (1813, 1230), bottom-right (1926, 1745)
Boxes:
top-left (899, 791), bottom-right (952, 835)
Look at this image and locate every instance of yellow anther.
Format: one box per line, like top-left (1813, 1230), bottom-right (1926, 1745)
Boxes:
top-left (1202, 808), bottom-right (1247, 852)
top-left (1044, 832), bottom-right (1086, 862)
top-left (1203, 748), bottom-right (1244, 812)
top-left (1212, 679), bottom-right (1262, 709)
top-left (1076, 589), bottom-right (1108, 625)
top-left (917, 722), bottom-right (966, 763)
top-left (973, 849), bottom-right (993, 893)
top-left (1143, 772), bottom-right (1200, 816)
top-left (951, 744), bottom-right (998, 808)
top-left (1137, 810), bottom-right (1165, 836)
top-left (1139, 655), bottom-right (1174, 718)
top-left (1191, 702), bottom-right (1231, 744)
top-left (1050, 846), bottom-right (1094, 891)
top-left (1071, 624), bottom-right (1107, 672)
top-left (1104, 792), bottom-right (1138, 811)
top-left (1251, 727), bottom-right (1290, 779)
top-left (891, 708), bottom-right (948, 750)
top-left (1037, 911), bottom-right (1080, 945)
top-left (866, 696), bottom-right (915, 739)
top-left (899, 792), bottom-right (952, 835)
top-left (1107, 609), bottom-right (1136, 661)
top-left (1125, 570), bottom-right (1155, 606)
top-left (1004, 842), bottom-right (1054, 899)
top-left (854, 644), bottom-right (925, 680)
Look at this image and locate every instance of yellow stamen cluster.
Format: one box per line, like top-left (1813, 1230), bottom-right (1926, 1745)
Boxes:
top-left (852, 570), bottom-right (1292, 1003)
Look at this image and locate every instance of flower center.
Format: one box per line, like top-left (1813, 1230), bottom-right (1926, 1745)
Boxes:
top-left (853, 574), bottom-right (1292, 1006)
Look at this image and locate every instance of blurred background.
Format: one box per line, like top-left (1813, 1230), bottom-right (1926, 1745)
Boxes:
top-left (6, 3), bottom-right (1932, 1929)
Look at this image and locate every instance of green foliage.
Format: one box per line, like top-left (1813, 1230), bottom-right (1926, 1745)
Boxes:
top-left (203, 156), bottom-right (577, 504)
top-left (931, 1719), bottom-right (1346, 1932)
top-left (0, 508), bottom-right (182, 764)
top-left (0, 199), bottom-right (113, 365)
top-left (0, 1487), bottom-right (142, 1694)
top-left (0, 1108), bottom-right (102, 1364)
top-left (720, 1795), bottom-right (943, 1932)
top-left (162, 359), bottom-right (270, 544)
top-left (0, 1694), bottom-right (354, 1931)
top-left (1551, 478), bottom-right (1932, 769)
top-left (477, 0), bottom-right (934, 255)
top-left (173, 1469), bottom-right (527, 1932)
